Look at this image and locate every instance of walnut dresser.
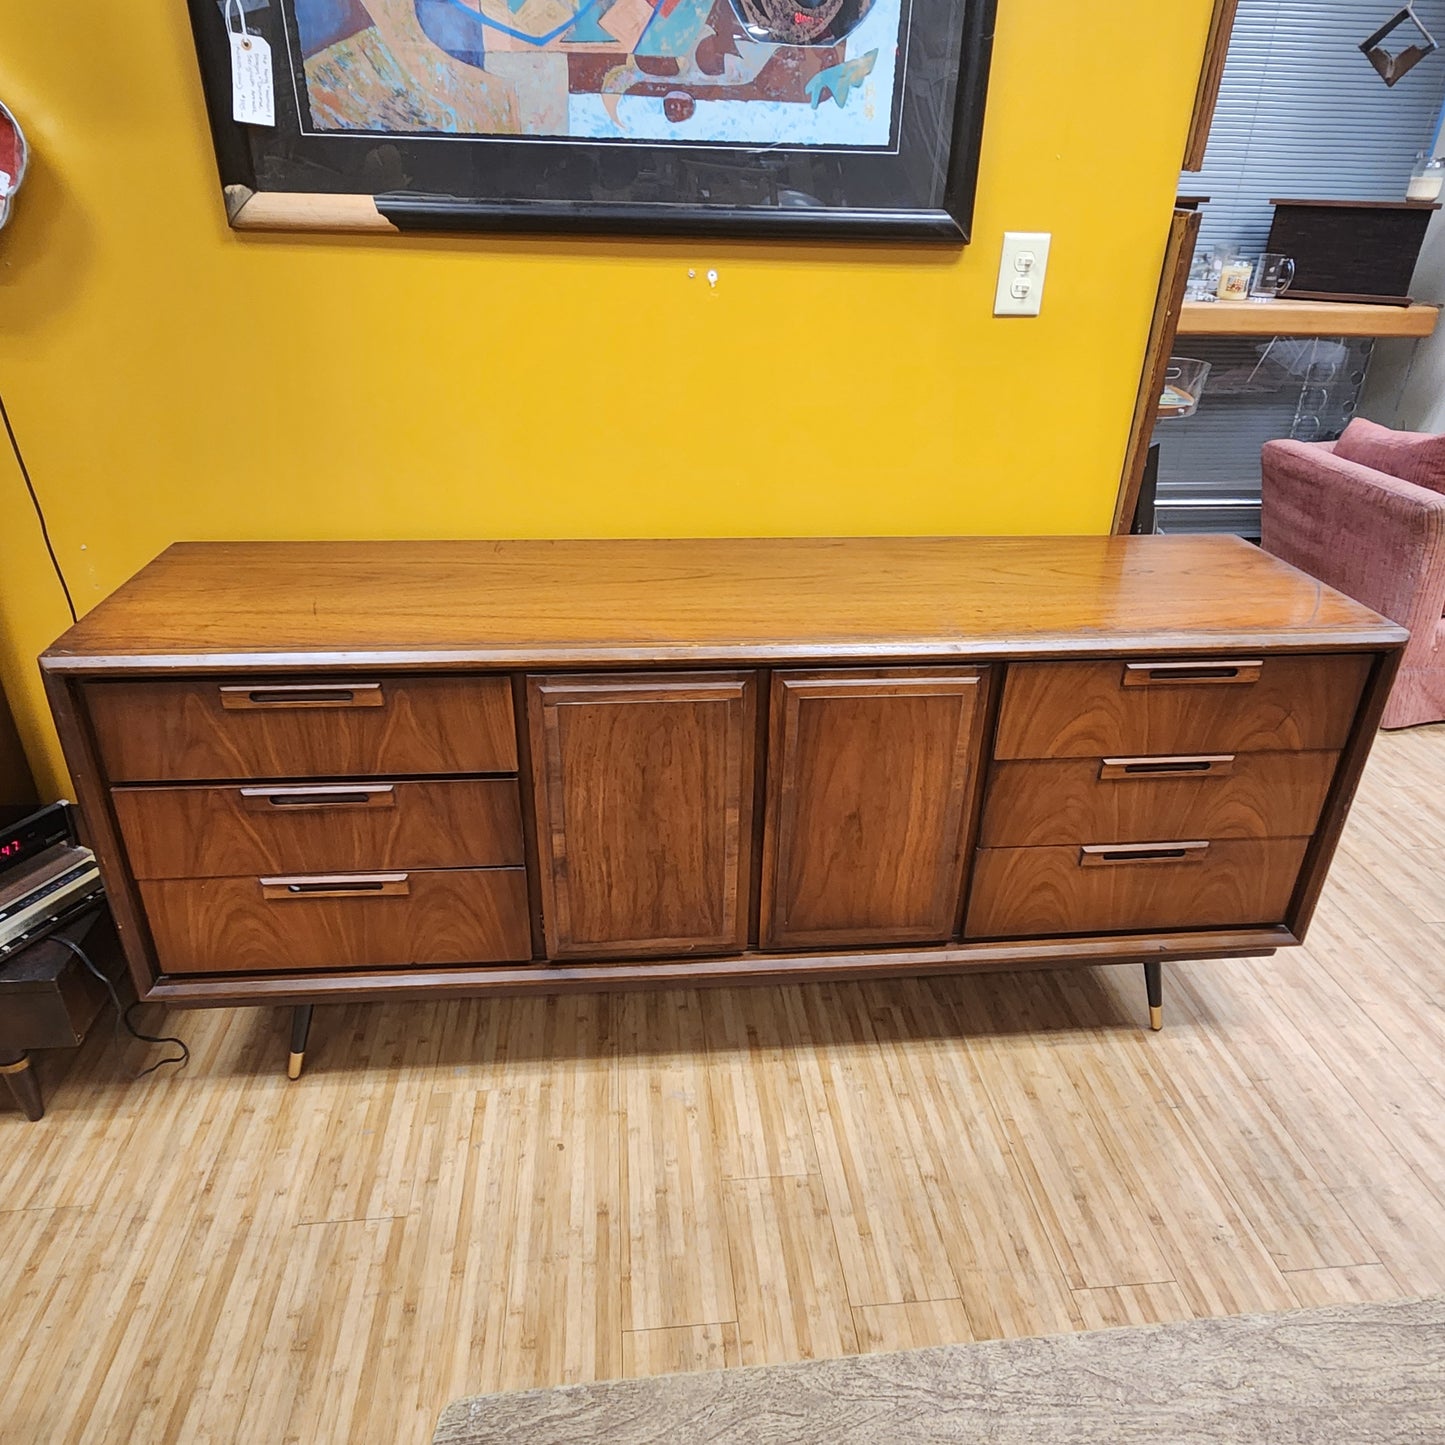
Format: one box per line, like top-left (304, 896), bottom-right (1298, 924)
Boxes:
top-left (41, 537), bottom-right (1405, 1076)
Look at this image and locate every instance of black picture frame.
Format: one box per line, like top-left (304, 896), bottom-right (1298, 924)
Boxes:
top-left (187, 0), bottom-right (996, 241)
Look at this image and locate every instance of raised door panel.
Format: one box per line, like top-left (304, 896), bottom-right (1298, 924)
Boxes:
top-left (760, 668), bottom-right (990, 950)
top-left (527, 674), bottom-right (757, 959)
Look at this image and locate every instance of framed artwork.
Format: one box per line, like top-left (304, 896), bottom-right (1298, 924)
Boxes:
top-left (188, 0), bottom-right (996, 239)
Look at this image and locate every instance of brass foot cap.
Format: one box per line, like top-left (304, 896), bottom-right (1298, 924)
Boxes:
top-left (1149, 1005), bottom-right (1163, 1032)
top-left (287, 1051), bottom-right (304, 1080)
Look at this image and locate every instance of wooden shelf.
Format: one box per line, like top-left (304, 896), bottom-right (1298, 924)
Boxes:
top-left (1178, 299), bottom-right (1439, 339)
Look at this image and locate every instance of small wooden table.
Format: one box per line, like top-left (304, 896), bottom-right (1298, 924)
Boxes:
top-left (0, 907), bottom-right (124, 1121)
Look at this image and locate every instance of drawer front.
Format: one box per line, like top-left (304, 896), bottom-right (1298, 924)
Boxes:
top-left (86, 676), bottom-right (517, 782)
top-left (114, 778), bottom-right (524, 880)
top-left (978, 751), bottom-right (1339, 848)
top-left (994, 654), bottom-right (1371, 761)
top-left (964, 838), bottom-right (1310, 940)
top-left (141, 867), bottom-right (531, 974)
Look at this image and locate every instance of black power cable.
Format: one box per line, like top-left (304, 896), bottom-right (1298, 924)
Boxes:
top-left (2, 385), bottom-right (77, 623)
top-left (53, 935), bottom-right (190, 1078)
top-left (2, 397), bottom-right (183, 1073)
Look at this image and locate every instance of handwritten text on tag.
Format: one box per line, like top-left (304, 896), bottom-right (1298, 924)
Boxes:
top-left (230, 30), bottom-right (275, 127)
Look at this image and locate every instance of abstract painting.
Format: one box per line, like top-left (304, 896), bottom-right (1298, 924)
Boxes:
top-left (189, 0), bottom-right (994, 238)
top-left (289, 0), bottom-right (901, 147)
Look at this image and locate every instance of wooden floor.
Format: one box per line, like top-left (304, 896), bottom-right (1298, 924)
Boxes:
top-left (6, 726), bottom-right (1445, 1444)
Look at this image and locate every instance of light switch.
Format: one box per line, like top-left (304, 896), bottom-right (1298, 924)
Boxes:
top-left (995, 231), bottom-right (1051, 316)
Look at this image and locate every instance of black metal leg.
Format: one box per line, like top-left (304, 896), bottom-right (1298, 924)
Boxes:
top-left (1, 1047), bottom-right (44, 1121)
top-left (1143, 960), bottom-right (1163, 1032)
top-left (287, 1004), bottom-right (314, 1080)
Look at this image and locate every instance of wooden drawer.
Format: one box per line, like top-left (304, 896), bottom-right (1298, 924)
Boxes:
top-left (113, 778), bottom-right (523, 880)
top-left (85, 676), bottom-right (517, 783)
top-left (978, 751), bottom-right (1339, 847)
top-left (140, 868), bottom-right (531, 975)
top-left (994, 654), bottom-right (1371, 761)
top-left (964, 838), bottom-right (1310, 939)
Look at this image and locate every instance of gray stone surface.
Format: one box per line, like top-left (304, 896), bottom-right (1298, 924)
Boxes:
top-left (434, 1295), bottom-right (1445, 1444)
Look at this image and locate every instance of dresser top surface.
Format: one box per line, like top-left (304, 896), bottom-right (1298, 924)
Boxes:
top-left (42, 536), bottom-right (1405, 673)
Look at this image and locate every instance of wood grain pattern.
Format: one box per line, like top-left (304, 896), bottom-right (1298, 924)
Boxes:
top-left (621, 1324), bottom-right (741, 1379)
top-left (528, 674), bottom-right (756, 959)
top-left (1071, 1282), bottom-right (1194, 1331)
top-left (40, 538), bottom-right (1399, 1011)
top-left (855, 980), bottom-right (1084, 1340)
top-left (140, 867), bottom-right (532, 974)
top-left (965, 838), bottom-right (1310, 939)
top-left (979, 751), bottom-right (1339, 847)
top-left (10, 718), bottom-right (1445, 1441)
top-left (618, 992), bottom-right (735, 1333)
top-left (1181, 0), bottom-right (1239, 170)
top-left (113, 778), bottom-right (524, 879)
top-left (759, 669), bottom-right (989, 949)
top-left (1279, 649), bottom-right (1400, 940)
top-left (40, 671), bottom-right (164, 1001)
top-left (963, 980), bottom-right (1175, 1291)
top-left (1177, 298), bottom-right (1439, 338)
top-left (40, 538), bottom-right (1404, 676)
top-left (995, 654), bottom-right (1371, 761)
top-left (786, 984), bottom-right (963, 1309)
top-left (1284, 1264), bottom-right (1406, 1309)
top-left (723, 1173), bottom-right (858, 1366)
top-left (85, 675), bottom-right (517, 782)
top-left (851, 1299), bottom-right (974, 1354)
top-left (135, 927), bottom-right (1295, 1007)
top-left (702, 988), bottom-right (818, 1180)
top-left (1114, 205), bottom-right (1200, 534)
top-left (229, 189), bottom-right (399, 233)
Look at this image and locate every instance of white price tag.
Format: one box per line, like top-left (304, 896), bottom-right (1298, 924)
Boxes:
top-left (227, 2), bottom-right (275, 127)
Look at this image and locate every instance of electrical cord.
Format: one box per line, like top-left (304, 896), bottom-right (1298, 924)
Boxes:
top-left (53, 935), bottom-right (190, 1077)
top-left (4, 392), bottom-right (183, 1072)
top-left (1, 385), bottom-right (77, 624)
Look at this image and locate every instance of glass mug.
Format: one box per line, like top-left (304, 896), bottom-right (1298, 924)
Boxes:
top-left (1215, 254), bottom-right (1254, 300)
top-left (1249, 253), bottom-right (1296, 302)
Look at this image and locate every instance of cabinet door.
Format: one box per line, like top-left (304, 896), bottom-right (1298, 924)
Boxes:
top-left (527, 674), bottom-right (757, 959)
top-left (760, 668), bottom-right (990, 950)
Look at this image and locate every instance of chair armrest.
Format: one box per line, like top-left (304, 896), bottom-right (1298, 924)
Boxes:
top-left (1261, 439), bottom-right (1445, 642)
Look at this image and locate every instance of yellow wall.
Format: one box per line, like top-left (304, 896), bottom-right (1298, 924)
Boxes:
top-left (0, 2), bottom-right (1210, 795)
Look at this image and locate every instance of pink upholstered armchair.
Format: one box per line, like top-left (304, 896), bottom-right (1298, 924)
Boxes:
top-left (1261, 419), bottom-right (1445, 729)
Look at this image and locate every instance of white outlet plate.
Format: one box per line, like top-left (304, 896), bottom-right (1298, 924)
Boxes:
top-left (994, 231), bottom-right (1051, 316)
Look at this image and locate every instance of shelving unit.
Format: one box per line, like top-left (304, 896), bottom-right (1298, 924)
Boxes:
top-left (1178, 299), bottom-right (1439, 339)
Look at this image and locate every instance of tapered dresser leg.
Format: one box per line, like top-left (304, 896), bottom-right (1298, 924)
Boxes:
top-left (287, 1005), bottom-right (314, 1080)
top-left (1, 1049), bottom-right (44, 1121)
top-left (1143, 960), bottom-right (1163, 1032)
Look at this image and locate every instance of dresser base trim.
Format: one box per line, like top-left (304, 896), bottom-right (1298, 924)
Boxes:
top-left (140, 927), bottom-right (1293, 1007)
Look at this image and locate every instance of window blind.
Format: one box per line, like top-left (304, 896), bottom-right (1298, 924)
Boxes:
top-left (1155, 0), bottom-right (1445, 533)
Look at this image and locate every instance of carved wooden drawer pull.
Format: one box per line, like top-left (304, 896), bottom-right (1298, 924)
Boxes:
top-left (239, 784), bottom-right (397, 811)
top-left (1079, 841), bottom-right (1210, 867)
top-left (1122, 661), bottom-right (1263, 687)
top-left (220, 683), bottom-right (385, 710)
top-left (259, 872), bottom-right (410, 900)
top-left (1098, 755), bottom-right (1236, 780)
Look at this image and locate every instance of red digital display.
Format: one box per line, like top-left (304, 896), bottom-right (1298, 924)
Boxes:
top-left (1, 838), bottom-right (22, 859)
